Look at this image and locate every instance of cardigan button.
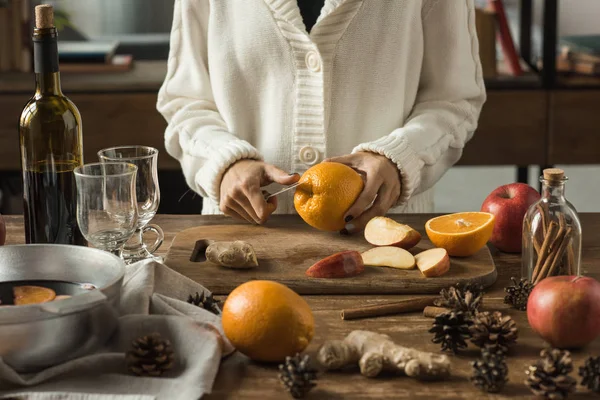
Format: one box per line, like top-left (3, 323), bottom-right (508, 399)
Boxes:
top-left (299, 146), bottom-right (320, 165)
top-left (305, 51), bottom-right (322, 73)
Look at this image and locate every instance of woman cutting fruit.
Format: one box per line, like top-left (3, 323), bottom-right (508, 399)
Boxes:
top-left (157, 0), bottom-right (486, 234)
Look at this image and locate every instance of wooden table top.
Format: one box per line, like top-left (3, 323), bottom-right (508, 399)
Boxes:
top-left (3, 213), bottom-right (600, 399)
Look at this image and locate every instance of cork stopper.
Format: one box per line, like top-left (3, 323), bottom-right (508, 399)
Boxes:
top-left (35, 4), bottom-right (55, 29)
top-left (543, 168), bottom-right (565, 182)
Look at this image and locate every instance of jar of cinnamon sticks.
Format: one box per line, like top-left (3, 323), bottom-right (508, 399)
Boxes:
top-left (522, 168), bottom-right (582, 283)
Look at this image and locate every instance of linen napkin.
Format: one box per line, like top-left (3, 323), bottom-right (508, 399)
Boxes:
top-left (0, 259), bottom-right (235, 400)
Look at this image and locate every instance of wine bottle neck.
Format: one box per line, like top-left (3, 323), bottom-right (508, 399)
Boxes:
top-left (33, 27), bottom-right (62, 96)
top-left (35, 73), bottom-right (62, 96)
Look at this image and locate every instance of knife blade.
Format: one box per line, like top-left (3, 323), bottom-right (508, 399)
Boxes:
top-left (263, 182), bottom-right (302, 200)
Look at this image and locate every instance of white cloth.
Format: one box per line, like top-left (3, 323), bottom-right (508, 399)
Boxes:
top-left (0, 260), bottom-right (234, 400)
top-left (157, 0), bottom-right (487, 215)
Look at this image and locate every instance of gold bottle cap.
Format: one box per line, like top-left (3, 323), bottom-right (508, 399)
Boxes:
top-left (543, 168), bottom-right (565, 182)
top-left (35, 4), bottom-right (55, 29)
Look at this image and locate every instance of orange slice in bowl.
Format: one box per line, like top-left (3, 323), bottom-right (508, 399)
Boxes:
top-left (425, 212), bottom-right (495, 257)
top-left (13, 285), bottom-right (56, 305)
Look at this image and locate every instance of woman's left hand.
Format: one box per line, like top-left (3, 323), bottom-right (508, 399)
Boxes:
top-left (324, 152), bottom-right (402, 235)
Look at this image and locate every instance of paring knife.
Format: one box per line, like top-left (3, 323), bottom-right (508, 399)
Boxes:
top-left (263, 181), bottom-right (302, 200)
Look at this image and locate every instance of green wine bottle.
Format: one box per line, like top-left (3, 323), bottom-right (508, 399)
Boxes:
top-left (19, 4), bottom-right (86, 245)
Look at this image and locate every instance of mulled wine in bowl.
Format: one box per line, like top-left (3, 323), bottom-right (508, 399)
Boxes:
top-left (0, 244), bottom-right (125, 372)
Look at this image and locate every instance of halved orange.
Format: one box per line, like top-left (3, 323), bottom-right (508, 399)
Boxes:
top-left (425, 212), bottom-right (495, 257)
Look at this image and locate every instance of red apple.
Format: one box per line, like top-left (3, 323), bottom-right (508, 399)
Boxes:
top-left (0, 213), bottom-right (5, 245)
top-left (481, 183), bottom-right (540, 253)
top-left (527, 276), bottom-right (600, 349)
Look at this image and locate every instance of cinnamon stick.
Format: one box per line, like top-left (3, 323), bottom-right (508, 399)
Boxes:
top-left (545, 228), bottom-right (573, 279)
top-left (532, 221), bottom-right (558, 282)
top-left (535, 227), bottom-right (571, 284)
top-left (559, 213), bottom-right (566, 230)
top-left (533, 236), bottom-right (542, 256)
top-left (423, 306), bottom-right (450, 318)
top-left (340, 296), bottom-right (437, 321)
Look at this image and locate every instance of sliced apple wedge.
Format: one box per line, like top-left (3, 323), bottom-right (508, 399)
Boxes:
top-left (364, 216), bottom-right (421, 249)
top-left (361, 246), bottom-right (416, 270)
top-left (306, 251), bottom-right (365, 278)
top-left (415, 248), bottom-right (450, 278)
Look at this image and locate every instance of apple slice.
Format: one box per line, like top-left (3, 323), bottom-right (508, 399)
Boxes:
top-left (306, 251), bottom-right (365, 278)
top-left (364, 217), bottom-right (421, 249)
top-left (361, 246), bottom-right (416, 270)
top-left (415, 248), bottom-right (450, 278)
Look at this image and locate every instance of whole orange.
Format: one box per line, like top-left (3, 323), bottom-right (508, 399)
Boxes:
top-left (221, 280), bottom-right (315, 362)
top-left (294, 162), bottom-right (364, 231)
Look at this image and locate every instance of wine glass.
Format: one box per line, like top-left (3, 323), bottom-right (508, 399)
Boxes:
top-left (74, 162), bottom-right (138, 259)
top-left (97, 145), bottom-right (164, 263)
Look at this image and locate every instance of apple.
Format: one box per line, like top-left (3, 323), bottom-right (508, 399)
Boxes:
top-left (364, 217), bottom-right (421, 249)
top-left (0, 213), bottom-right (5, 245)
top-left (414, 248), bottom-right (450, 277)
top-left (306, 251), bottom-right (364, 278)
top-left (527, 276), bottom-right (600, 349)
top-left (361, 246), bottom-right (416, 269)
top-left (481, 183), bottom-right (540, 253)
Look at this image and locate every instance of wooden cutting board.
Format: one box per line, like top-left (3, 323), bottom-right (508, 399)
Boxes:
top-left (163, 217), bottom-right (497, 295)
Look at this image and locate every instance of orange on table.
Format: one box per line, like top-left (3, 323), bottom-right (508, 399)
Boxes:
top-left (221, 280), bottom-right (314, 362)
top-left (13, 285), bottom-right (56, 305)
top-left (425, 212), bottom-right (495, 257)
top-left (294, 162), bottom-right (364, 231)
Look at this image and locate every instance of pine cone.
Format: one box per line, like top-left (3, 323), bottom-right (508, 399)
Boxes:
top-left (187, 291), bottom-right (221, 315)
top-left (434, 284), bottom-right (483, 316)
top-left (504, 277), bottom-right (534, 311)
top-left (429, 311), bottom-right (473, 353)
top-left (470, 311), bottom-right (518, 354)
top-left (525, 348), bottom-right (576, 400)
top-left (126, 333), bottom-right (175, 377)
top-left (278, 353), bottom-right (318, 399)
top-left (470, 347), bottom-right (509, 393)
top-left (579, 356), bottom-right (600, 393)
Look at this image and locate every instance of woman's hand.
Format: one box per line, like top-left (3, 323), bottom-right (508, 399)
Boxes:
top-left (219, 160), bottom-right (299, 224)
top-left (325, 152), bottom-right (402, 234)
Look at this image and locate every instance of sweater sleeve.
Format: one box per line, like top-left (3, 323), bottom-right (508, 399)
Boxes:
top-left (352, 0), bottom-right (486, 206)
top-left (156, 0), bottom-right (262, 203)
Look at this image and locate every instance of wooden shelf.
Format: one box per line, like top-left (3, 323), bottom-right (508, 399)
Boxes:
top-left (555, 74), bottom-right (600, 89)
top-left (483, 60), bottom-right (542, 90)
top-left (0, 60), bottom-right (545, 94)
top-left (0, 61), bottom-right (167, 94)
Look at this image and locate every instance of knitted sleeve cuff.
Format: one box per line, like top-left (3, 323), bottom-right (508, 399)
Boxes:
top-left (352, 133), bottom-right (424, 207)
top-left (194, 139), bottom-right (263, 204)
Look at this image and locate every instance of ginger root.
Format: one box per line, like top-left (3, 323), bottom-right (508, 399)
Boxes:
top-left (317, 330), bottom-right (451, 380)
top-left (205, 241), bottom-right (258, 268)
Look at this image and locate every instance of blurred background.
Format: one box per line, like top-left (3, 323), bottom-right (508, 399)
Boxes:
top-left (0, 0), bottom-right (599, 215)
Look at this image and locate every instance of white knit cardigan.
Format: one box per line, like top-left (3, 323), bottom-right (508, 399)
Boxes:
top-left (157, 0), bottom-right (487, 215)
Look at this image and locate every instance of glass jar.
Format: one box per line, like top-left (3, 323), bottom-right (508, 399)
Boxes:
top-left (522, 168), bottom-right (582, 282)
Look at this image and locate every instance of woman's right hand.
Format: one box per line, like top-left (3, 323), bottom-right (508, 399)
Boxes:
top-left (219, 160), bottom-right (299, 224)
